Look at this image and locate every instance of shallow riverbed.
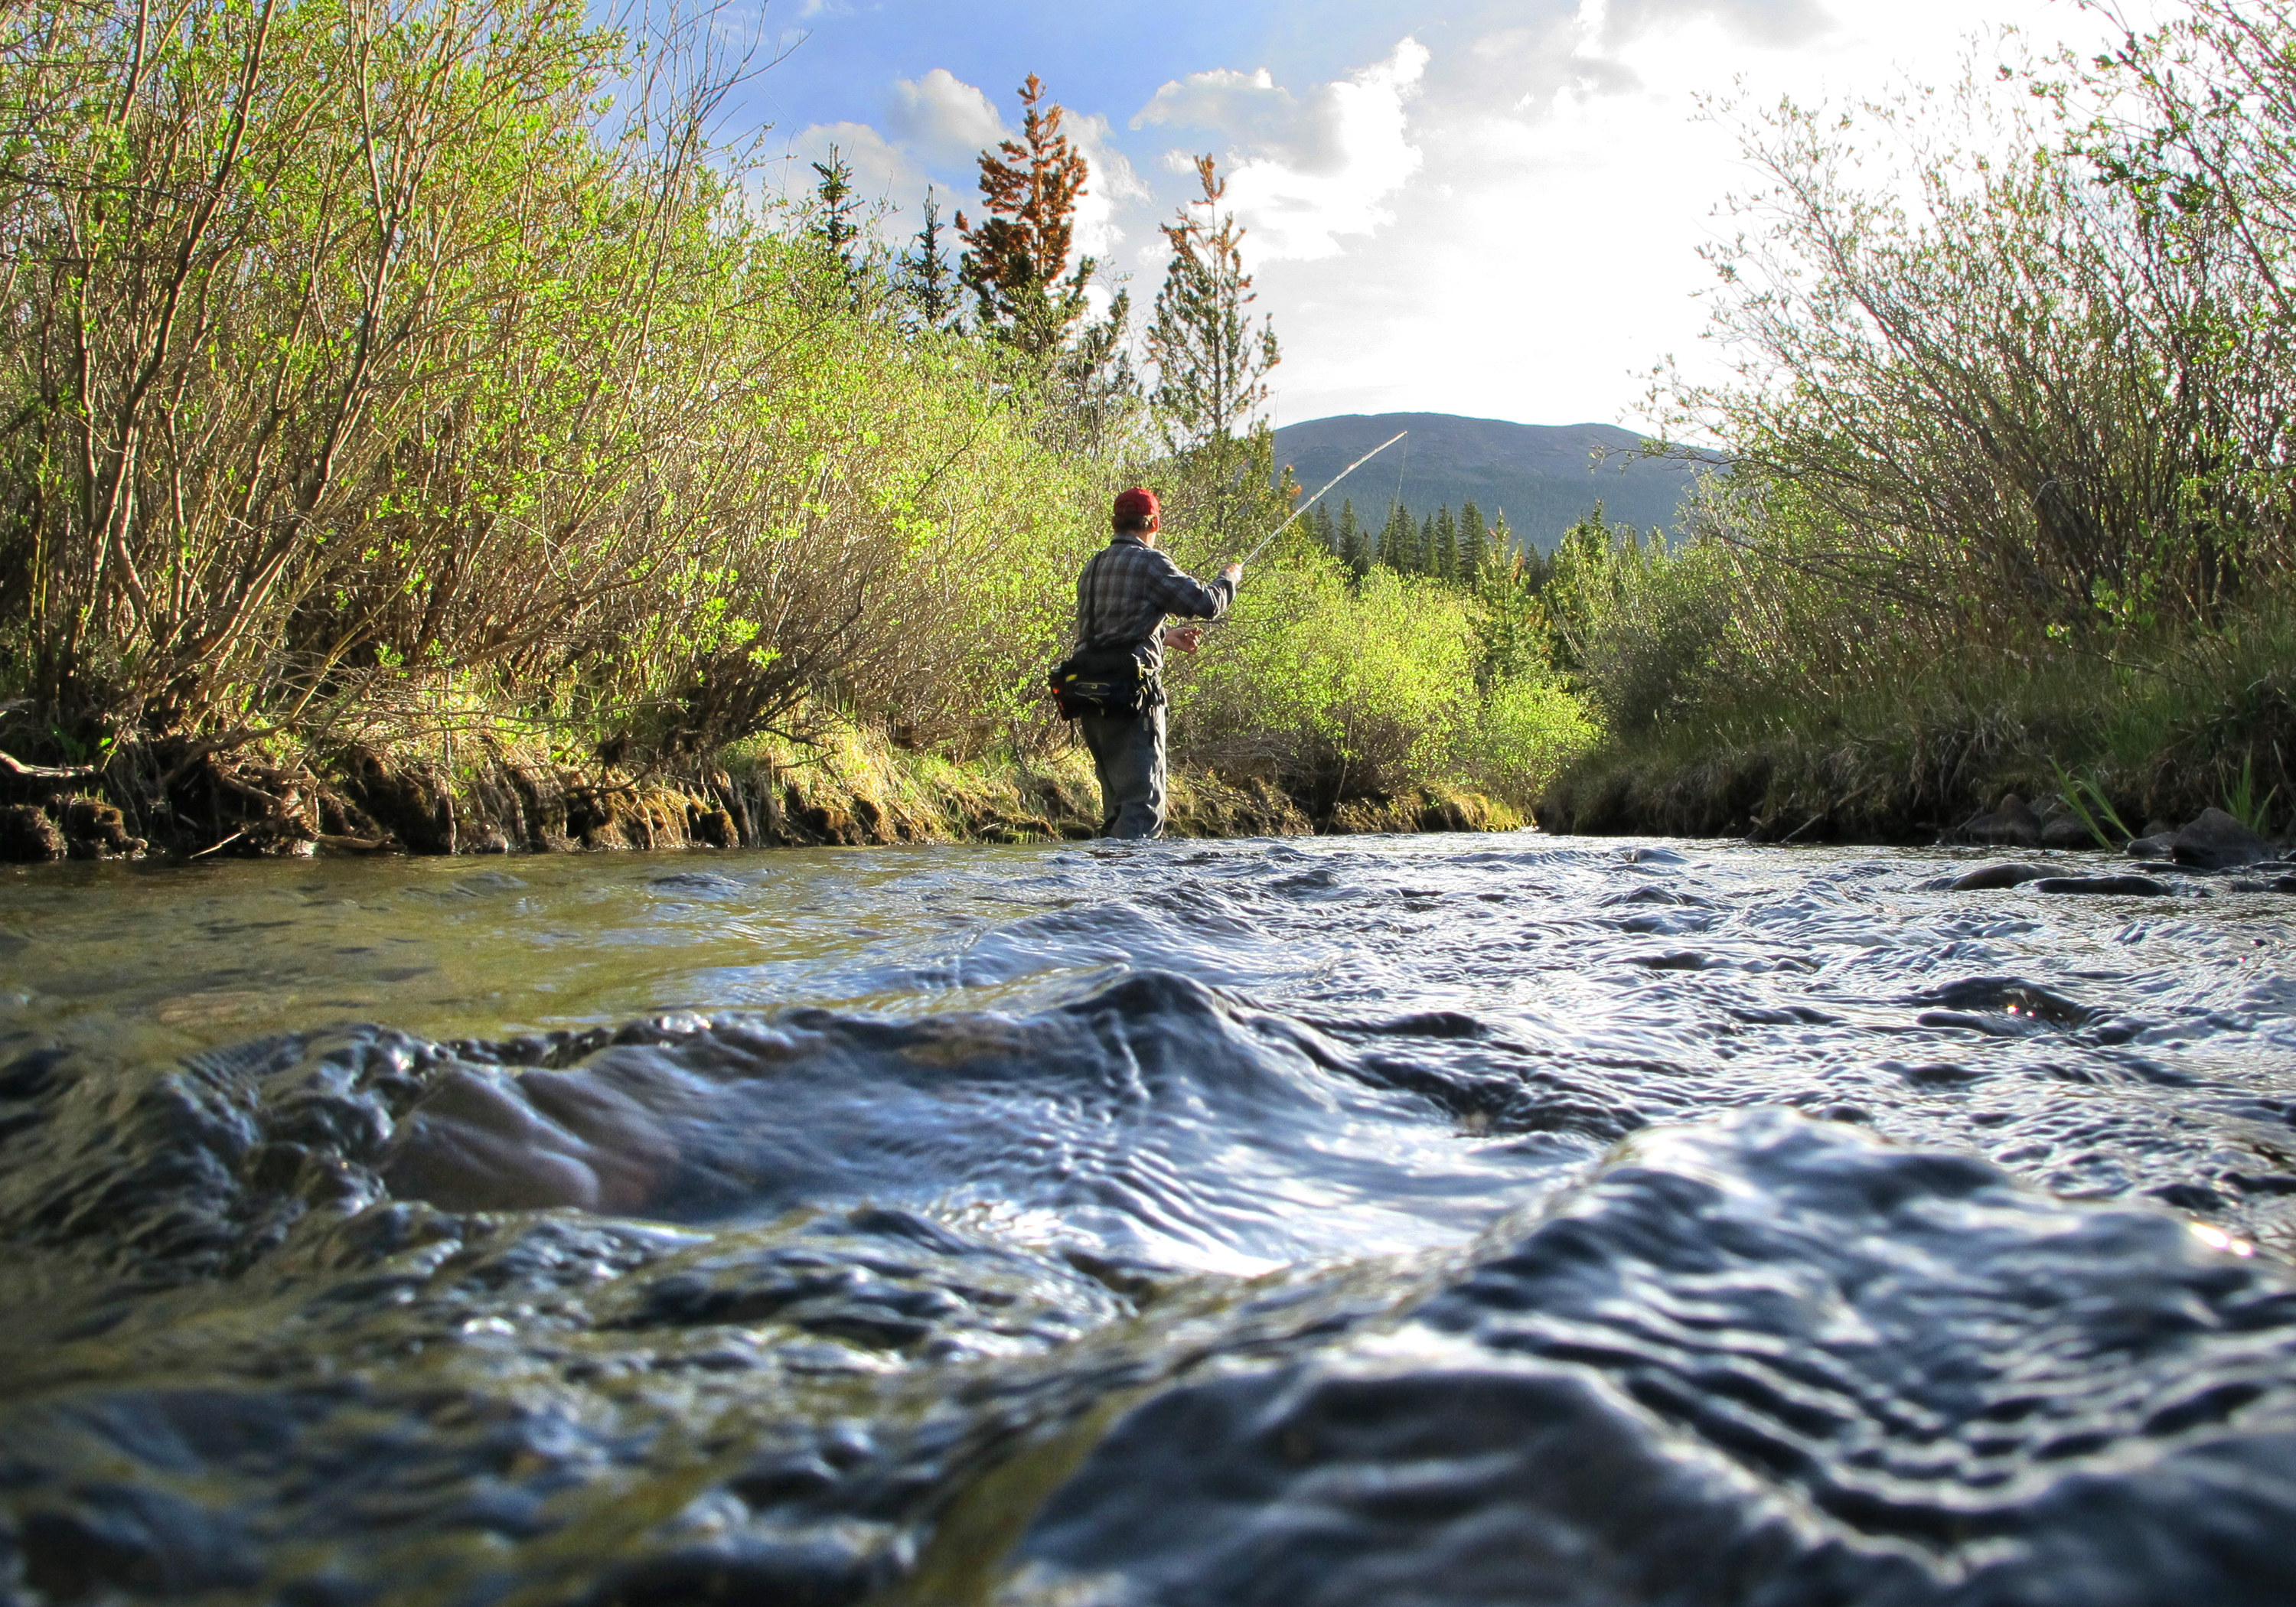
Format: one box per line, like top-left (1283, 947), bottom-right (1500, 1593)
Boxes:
top-left (4, 833), bottom-right (2296, 1605)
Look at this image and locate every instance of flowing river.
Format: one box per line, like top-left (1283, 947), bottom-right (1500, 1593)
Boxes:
top-left (5, 832), bottom-right (2296, 1605)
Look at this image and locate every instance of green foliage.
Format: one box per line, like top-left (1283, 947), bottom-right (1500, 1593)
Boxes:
top-left (0, 1), bottom-right (1562, 826)
top-left (810, 147), bottom-right (862, 278)
top-left (0, 0), bottom-right (1106, 764)
top-left (1154, 425), bottom-right (1294, 576)
top-left (899, 189), bottom-right (960, 331)
top-left (1546, 16), bottom-right (2296, 830)
top-left (1335, 500), bottom-right (1370, 581)
top-left (1375, 501), bottom-right (1413, 575)
top-left (1457, 502), bottom-right (1489, 586)
top-left (2226, 757), bottom-right (2283, 839)
top-left (1544, 599), bottom-right (2296, 842)
top-left (1458, 671), bottom-right (1600, 806)
top-left (1169, 548), bottom-right (1593, 810)
top-left (2051, 761), bottom-right (2133, 850)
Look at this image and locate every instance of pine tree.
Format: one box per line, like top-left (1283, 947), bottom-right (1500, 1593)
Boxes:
top-left (1378, 501), bottom-right (1415, 572)
top-left (1146, 155), bottom-right (1280, 452)
top-left (1469, 510), bottom-right (1548, 689)
top-left (957, 75), bottom-right (1094, 360)
top-left (1435, 505), bottom-right (1459, 585)
top-left (1310, 502), bottom-right (1336, 553)
top-left (810, 147), bottom-right (861, 279)
top-left (1489, 513), bottom-right (1519, 582)
top-left (1337, 499), bottom-right (1368, 580)
top-left (1419, 513), bottom-right (1437, 575)
top-left (1518, 518), bottom-right (1559, 593)
top-left (900, 187), bottom-right (958, 331)
top-left (1055, 287), bottom-right (1137, 453)
top-left (1458, 501), bottom-right (1488, 585)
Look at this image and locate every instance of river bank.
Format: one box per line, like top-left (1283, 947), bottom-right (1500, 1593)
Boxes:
top-left (0, 722), bottom-right (1521, 864)
top-left (1536, 643), bottom-right (2296, 847)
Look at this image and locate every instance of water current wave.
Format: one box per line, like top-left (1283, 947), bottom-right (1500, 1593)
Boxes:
top-left (3, 834), bottom-right (2295, 1604)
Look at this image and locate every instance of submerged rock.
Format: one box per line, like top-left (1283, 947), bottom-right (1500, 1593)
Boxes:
top-left (2041, 809), bottom-right (2109, 849)
top-left (2033, 874), bottom-right (2173, 897)
top-left (1955, 794), bottom-right (2043, 849)
top-left (1936, 861), bottom-right (2050, 892)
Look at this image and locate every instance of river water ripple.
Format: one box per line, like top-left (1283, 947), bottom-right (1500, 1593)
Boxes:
top-left (4, 833), bottom-right (2296, 1605)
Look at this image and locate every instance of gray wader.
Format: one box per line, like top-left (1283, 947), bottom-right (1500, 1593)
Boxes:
top-left (1080, 706), bottom-right (1168, 839)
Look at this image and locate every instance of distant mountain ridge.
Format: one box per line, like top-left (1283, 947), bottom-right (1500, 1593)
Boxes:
top-left (1270, 412), bottom-right (1701, 553)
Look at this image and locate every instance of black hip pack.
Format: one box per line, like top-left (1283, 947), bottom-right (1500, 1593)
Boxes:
top-left (1049, 644), bottom-right (1162, 719)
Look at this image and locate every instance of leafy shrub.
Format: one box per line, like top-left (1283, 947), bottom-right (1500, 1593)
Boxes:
top-left (1170, 551), bottom-right (1593, 812)
top-left (1458, 672), bottom-right (1600, 806)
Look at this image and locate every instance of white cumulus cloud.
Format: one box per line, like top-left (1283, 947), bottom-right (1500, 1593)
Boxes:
top-left (1250, 0), bottom-right (2125, 432)
top-left (1065, 110), bottom-right (1150, 265)
top-left (1138, 39), bottom-right (1430, 266)
top-left (886, 68), bottom-right (1005, 166)
top-left (1589, 0), bottom-right (1832, 49)
top-left (1133, 67), bottom-right (1345, 173)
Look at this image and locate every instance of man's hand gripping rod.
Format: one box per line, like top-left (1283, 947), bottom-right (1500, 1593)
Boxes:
top-left (1238, 430), bottom-right (1407, 567)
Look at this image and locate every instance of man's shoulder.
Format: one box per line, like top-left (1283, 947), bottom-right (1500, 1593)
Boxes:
top-left (1122, 539), bottom-right (1184, 573)
top-left (1089, 537), bottom-right (1175, 574)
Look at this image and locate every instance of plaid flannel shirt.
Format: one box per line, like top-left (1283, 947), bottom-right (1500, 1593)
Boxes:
top-left (1075, 533), bottom-right (1235, 673)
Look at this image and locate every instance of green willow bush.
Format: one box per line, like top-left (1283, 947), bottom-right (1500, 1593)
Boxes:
top-left (0, 0), bottom-right (1101, 761)
top-left (1543, 8), bottom-right (2296, 831)
top-left (1171, 546), bottom-right (1587, 811)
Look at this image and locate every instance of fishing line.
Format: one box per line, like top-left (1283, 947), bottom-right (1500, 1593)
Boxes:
top-left (1392, 431), bottom-right (1409, 532)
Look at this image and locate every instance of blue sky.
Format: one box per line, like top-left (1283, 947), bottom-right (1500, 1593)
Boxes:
top-left (740, 0), bottom-right (1516, 140)
top-left (715, 0), bottom-right (2121, 429)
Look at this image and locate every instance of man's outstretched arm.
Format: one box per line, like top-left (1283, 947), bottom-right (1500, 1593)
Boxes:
top-left (1149, 552), bottom-right (1242, 621)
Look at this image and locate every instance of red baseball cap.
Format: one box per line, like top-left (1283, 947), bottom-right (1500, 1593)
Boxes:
top-left (1113, 487), bottom-right (1159, 523)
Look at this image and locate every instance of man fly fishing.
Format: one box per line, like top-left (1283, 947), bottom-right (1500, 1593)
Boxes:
top-left (1049, 433), bottom-right (1405, 839)
top-left (1055, 487), bottom-right (1241, 840)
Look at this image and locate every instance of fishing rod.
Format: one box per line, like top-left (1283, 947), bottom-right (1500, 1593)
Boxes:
top-left (1236, 429), bottom-right (1407, 567)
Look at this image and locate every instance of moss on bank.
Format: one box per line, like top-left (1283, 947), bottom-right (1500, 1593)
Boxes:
top-left (0, 721), bottom-right (1522, 862)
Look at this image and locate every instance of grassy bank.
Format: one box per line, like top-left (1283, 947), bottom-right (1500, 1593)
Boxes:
top-left (0, 714), bottom-right (1523, 863)
top-left (1539, 620), bottom-right (2296, 843)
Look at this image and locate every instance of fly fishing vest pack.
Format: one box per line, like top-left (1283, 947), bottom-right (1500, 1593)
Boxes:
top-left (1048, 644), bottom-right (1162, 720)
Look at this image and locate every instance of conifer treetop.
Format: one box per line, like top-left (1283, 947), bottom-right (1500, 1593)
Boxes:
top-left (956, 74), bottom-right (1095, 357)
top-left (1146, 154), bottom-right (1280, 453)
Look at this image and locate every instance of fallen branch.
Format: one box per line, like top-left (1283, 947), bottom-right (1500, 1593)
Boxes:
top-left (0, 748), bottom-right (100, 783)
